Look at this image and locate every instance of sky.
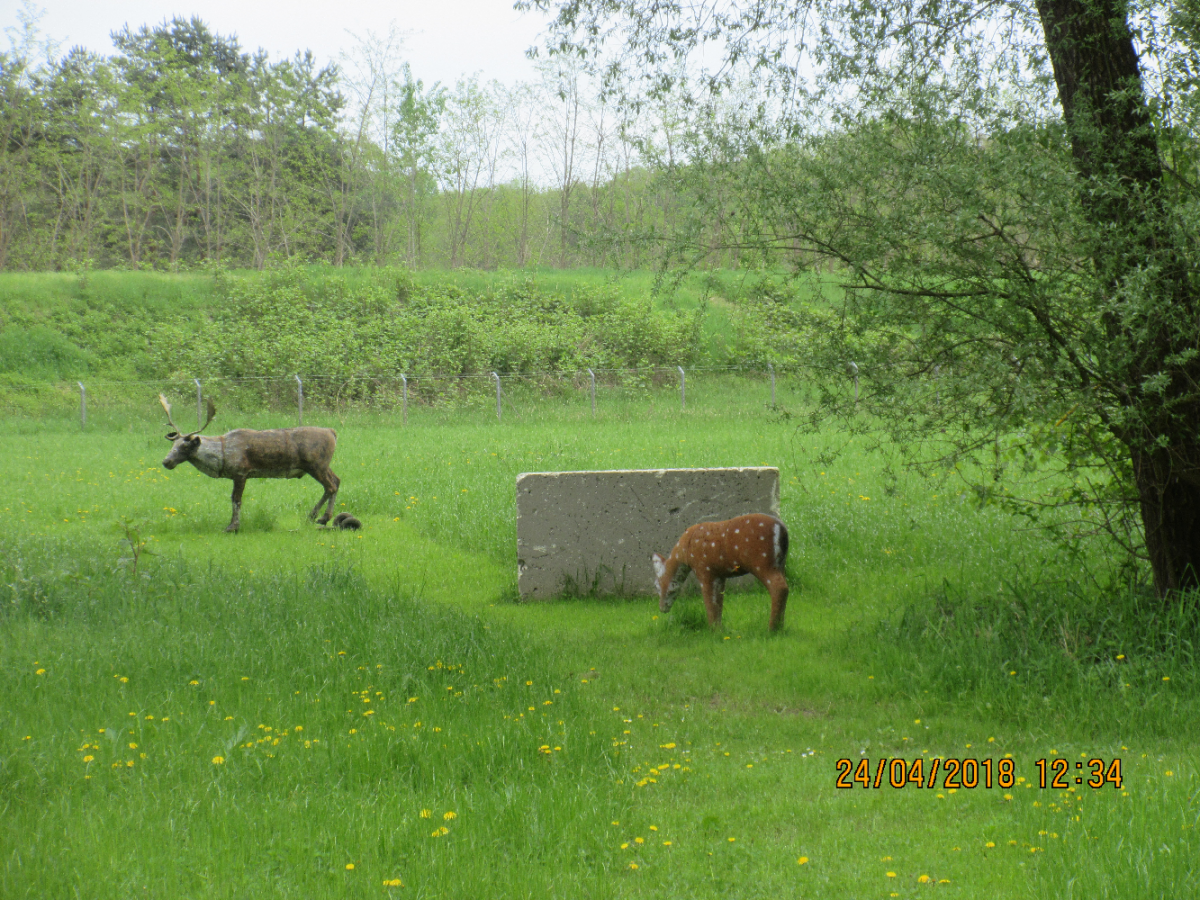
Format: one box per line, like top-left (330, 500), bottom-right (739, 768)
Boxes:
top-left (3, 0), bottom-right (554, 87)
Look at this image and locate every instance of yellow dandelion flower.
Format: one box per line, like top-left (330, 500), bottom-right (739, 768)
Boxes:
top-left (918, 875), bottom-right (931, 884)
top-left (443, 811), bottom-right (457, 820)
top-left (797, 856), bottom-right (809, 864)
top-left (382, 878), bottom-right (403, 887)
top-left (345, 863), bottom-right (355, 870)
top-left (420, 809), bottom-right (432, 818)
top-left (83, 755), bottom-right (94, 763)
top-left (986, 841), bottom-right (996, 848)
top-left (886, 872), bottom-right (897, 878)
top-left (212, 756), bottom-right (225, 765)
top-left (629, 863), bottom-right (638, 870)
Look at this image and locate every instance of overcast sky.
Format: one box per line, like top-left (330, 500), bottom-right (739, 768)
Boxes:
top-left (3, 0), bottom-right (554, 87)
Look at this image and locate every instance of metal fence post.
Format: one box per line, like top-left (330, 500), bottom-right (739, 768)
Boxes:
top-left (678, 366), bottom-right (686, 410)
top-left (492, 372), bottom-right (502, 421)
top-left (78, 382), bottom-right (86, 429)
top-left (588, 368), bottom-right (596, 417)
top-left (295, 374), bottom-right (303, 426)
top-left (194, 378), bottom-right (203, 431)
top-left (400, 373), bottom-right (408, 426)
top-left (768, 362), bottom-right (776, 406)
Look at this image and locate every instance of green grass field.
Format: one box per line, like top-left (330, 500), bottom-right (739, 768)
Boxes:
top-left (2, 384), bottom-right (1197, 899)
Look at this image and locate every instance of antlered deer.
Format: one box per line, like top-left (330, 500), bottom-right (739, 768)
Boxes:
top-left (652, 513), bottom-right (789, 631)
top-left (159, 395), bottom-right (340, 532)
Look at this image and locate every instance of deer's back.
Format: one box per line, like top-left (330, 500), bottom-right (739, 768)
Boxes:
top-left (680, 513), bottom-right (787, 575)
top-left (226, 427), bottom-right (336, 474)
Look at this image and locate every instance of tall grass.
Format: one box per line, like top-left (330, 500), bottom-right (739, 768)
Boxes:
top-left (1, 534), bottom-right (622, 898)
top-left (2, 396), bottom-right (1197, 898)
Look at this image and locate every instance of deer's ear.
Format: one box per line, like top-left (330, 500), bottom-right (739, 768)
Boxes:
top-left (165, 431), bottom-right (180, 441)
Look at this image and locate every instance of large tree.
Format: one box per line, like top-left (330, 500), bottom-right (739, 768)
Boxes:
top-left (523, 0), bottom-right (1200, 598)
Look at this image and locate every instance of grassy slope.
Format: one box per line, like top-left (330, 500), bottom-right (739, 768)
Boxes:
top-left (0, 266), bottom-right (826, 381)
top-left (3, 391), bottom-right (1196, 898)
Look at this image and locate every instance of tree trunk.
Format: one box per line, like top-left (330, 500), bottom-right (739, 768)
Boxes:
top-left (1036, 0), bottom-right (1200, 596)
top-left (1133, 449), bottom-right (1200, 595)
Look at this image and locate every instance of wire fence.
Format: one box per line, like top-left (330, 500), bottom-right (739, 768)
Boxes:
top-left (0, 363), bottom-right (838, 430)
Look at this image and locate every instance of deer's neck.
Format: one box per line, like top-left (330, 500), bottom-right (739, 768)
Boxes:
top-left (189, 436), bottom-right (226, 478)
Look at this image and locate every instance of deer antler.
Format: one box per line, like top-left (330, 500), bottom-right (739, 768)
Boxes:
top-left (199, 397), bottom-right (216, 432)
top-left (160, 394), bottom-right (182, 436)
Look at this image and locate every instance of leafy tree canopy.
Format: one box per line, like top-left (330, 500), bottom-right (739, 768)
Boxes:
top-left (522, 0), bottom-right (1200, 598)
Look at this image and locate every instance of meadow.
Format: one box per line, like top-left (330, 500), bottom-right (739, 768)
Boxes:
top-left (2, 377), bottom-right (1197, 899)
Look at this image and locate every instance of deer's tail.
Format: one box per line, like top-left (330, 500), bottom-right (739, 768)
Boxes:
top-left (774, 519), bottom-right (789, 569)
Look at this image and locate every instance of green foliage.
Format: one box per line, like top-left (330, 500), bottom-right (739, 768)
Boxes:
top-left (0, 325), bottom-right (93, 379)
top-left (145, 267), bottom-right (705, 388)
top-left (877, 578), bottom-right (1200, 732)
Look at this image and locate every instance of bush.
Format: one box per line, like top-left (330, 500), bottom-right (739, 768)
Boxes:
top-left (0, 325), bottom-right (94, 379)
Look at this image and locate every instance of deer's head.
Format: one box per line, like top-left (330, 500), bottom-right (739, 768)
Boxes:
top-left (651, 552), bottom-right (686, 612)
top-left (160, 394), bottom-right (215, 470)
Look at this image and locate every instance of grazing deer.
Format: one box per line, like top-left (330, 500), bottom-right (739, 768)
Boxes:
top-left (159, 395), bottom-right (340, 533)
top-left (652, 513), bottom-right (789, 631)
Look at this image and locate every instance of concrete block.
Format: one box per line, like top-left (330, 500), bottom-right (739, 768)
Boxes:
top-left (516, 467), bottom-right (780, 599)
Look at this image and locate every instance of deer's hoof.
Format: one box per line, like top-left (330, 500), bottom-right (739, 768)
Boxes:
top-left (225, 524), bottom-right (239, 533)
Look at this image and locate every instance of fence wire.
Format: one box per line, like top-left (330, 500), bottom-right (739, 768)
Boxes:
top-left (0, 362), bottom-right (869, 428)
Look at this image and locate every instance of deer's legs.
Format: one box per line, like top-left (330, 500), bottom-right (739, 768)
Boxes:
top-left (228, 477), bottom-right (246, 533)
top-left (713, 577), bottom-right (727, 627)
top-left (310, 468), bottom-right (340, 524)
top-left (699, 573), bottom-right (726, 628)
top-left (762, 571), bottom-right (789, 632)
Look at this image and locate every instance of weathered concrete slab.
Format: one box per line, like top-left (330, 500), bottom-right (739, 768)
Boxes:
top-left (516, 467), bottom-right (780, 599)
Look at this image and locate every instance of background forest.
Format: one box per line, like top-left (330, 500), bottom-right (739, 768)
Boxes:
top-left (0, 14), bottom-right (712, 273)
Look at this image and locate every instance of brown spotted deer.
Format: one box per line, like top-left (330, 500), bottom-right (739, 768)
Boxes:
top-left (159, 395), bottom-right (340, 532)
top-left (652, 513), bottom-right (789, 631)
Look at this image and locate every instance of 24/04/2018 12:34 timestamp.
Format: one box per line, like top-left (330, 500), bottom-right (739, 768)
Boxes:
top-left (834, 757), bottom-right (1124, 790)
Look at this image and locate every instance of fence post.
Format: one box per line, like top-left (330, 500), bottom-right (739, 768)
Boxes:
top-left (400, 373), bottom-right (408, 426)
top-left (588, 368), bottom-right (596, 417)
top-left (194, 378), bottom-right (202, 431)
top-left (768, 362), bottom-right (776, 406)
top-left (846, 361), bottom-right (859, 403)
top-left (295, 374), bottom-right (303, 426)
top-left (492, 372), bottom-right (502, 421)
top-left (78, 382), bottom-right (86, 429)
top-left (678, 366), bottom-right (686, 410)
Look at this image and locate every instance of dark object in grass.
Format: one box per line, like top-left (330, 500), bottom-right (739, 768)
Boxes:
top-left (329, 513), bottom-right (361, 531)
top-left (652, 513), bottom-right (789, 631)
top-left (159, 394), bottom-right (340, 533)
